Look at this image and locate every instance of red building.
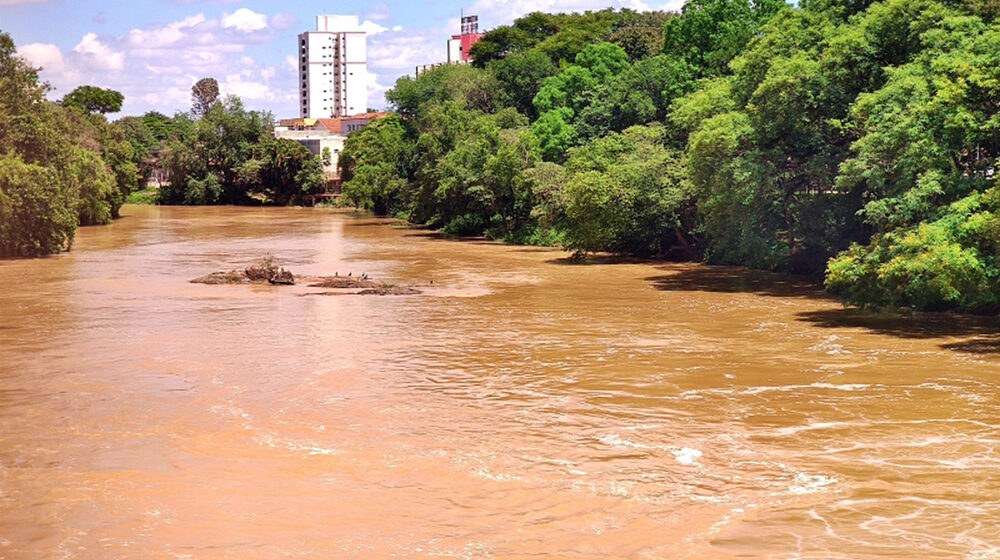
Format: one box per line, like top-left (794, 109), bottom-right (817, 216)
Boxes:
top-left (447, 15), bottom-right (484, 63)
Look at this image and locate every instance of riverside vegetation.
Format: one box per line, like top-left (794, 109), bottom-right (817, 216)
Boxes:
top-left (5, 0), bottom-right (1000, 313)
top-left (339, 0), bottom-right (1000, 314)
top-left (0, 34), bottom-right (323, 257)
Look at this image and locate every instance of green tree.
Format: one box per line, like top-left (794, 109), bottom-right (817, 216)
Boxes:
top-left (609, 10), bottom-right (672, 61)
top-left (115, 116), bottom-right (157, 183)
top-left (61, 85), bottom-right (124, 114)
top-left (387, 64), bottom-right (497, 123)
top-left (487, 50), bottom-right (558, 119)
top-left (0, 153), bottom-right (78, 256)
top-left (236, 137), bottom-right (324, 205)
top-left (340, 115), bottom-right (413, 215)
top-left (559, 125), bottom-right (693, 256)
top-left (469, 26), bottom-right (536, 67)
top-left (827, 188), bottom-right (1000, 312)
top-left (577, 55), bottom-right (695, 141)
top-left (663, 0), bottom-right (787, 78)
top-left (532, 109), bottom-right (577, 162)
top-left (160, 95), bottom-right (273, 205)
top-left (823, 5), bottom-right (1000, 311)
top-left (1, 31), bottom-right (119, 255)
top-left (533, 43), bottom-right (629, 119)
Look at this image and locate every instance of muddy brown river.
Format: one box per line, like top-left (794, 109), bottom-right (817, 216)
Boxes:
top-left (1, 205), bottom-right (999, 559)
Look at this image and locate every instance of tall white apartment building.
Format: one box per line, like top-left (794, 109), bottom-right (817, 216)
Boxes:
top-left (298, 15), bottom-right (368, 119)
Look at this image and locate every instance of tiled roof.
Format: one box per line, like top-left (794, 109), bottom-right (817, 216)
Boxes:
top-left (342, 111), bottom-right (392, 120)
top-left (308, 112), bottom-right (392, 134)
top-left (315, 119), bottom-right (343, 134)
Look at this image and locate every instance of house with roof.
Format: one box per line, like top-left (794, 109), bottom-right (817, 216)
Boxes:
top-left (274, 112), bottom-right (392, 189)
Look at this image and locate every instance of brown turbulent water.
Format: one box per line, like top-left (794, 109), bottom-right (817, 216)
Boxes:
top-left (1, 206), bottom-right (999, 560)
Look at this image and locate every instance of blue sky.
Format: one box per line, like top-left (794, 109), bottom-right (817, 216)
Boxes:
top-left (1, 0), bottom-right (682, 118)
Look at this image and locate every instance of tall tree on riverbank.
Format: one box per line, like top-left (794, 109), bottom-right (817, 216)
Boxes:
top-left (191, 77), bottom-right (220, 117)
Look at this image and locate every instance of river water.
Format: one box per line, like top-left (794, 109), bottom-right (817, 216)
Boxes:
top-left (1, 205), bottom-right (999, 559)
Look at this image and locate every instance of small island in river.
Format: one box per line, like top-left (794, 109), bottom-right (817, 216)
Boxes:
top-left (191, 261), bottom-right (424, 296)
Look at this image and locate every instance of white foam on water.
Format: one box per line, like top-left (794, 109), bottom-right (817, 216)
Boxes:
top-left (471, 468), bottom-right (517, 482)
top-left (809, 335), bottom-right (854, 355)
top-left (771, 421), bottom-right (855, 437)
top-left (598, 433), bottom-right (641, 449)
top-left (688, 494), bottom-right (732, 503)
top-left (598, 433), bottom-right (703, 466)
top-left (787, 471), bottom-right (837, 495)
top-left (809, 383), bottom-right (873, 391)
top-left (673, 447), bottom-right (703, 465)
top-left (252, 434), bottom-right (341, 457)
top-left (966, 545), bottom-right (1000, 559)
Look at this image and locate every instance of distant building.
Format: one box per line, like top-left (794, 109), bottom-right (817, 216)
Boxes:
top-left (298, 15), bottom-right (368, 119)
top-left (274, 112), bottom-right (391, 179)
top-left (142, 149), bottom-right (168, 188)
top-left (415, 14), bottom-right (484, 77)
top-left (448, 15), bottom-right (484, 63)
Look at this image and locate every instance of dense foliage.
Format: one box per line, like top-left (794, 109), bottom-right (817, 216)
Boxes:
top-left (157, 95), bottom-right (324, 206)
top-left (340, 0), bottom-right (1000, 313)
top-left (61, 85), bottom-right (124, 114)
top-left (0, 31), bottom-right (139, 256)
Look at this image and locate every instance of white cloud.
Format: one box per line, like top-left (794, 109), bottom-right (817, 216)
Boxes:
top-left (366, 2), bottom-right (392, 21)
top-left (14, 9), bottom-right (290, 115)
top-left (269, 13), bottom-right (298, 31)
top-left (0, 0), bottom-right (47, 5)
top-left (144, 63), bottom-right (184, 76)
top-left (126, 14), bottom-right (206, 49)
top-left (73, 32), bottom-right (125, 71)
top-left (221, 74), bottom-right (273, 100)
top-left (366, 72), bottom-right (389, 110)
top-left (657, 0), bottom-right (686, 10)
top-left (17, 42), bottom-right (66, 72)
top-left (358, 20), bottom-right (390, 36)
top-left (368, 28), bottom-right (448, 71)
top-left (221, 8), bottom-right (268, 33)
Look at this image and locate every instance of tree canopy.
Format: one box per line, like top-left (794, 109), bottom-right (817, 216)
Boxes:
top-left (0, 33), bottom-right (139, 256)
top-left (337, 0), bottom-right (1000, 313)
top-left (61, 85), bottom-right (124, 114)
